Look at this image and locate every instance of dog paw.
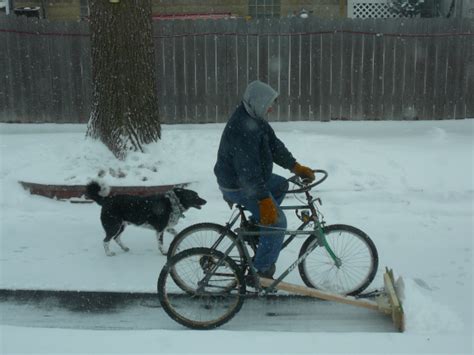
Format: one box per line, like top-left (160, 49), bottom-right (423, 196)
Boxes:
top-left (123, 247), bottom-right (130, 252)
top-left (106, 252), bottom-right (116, 256)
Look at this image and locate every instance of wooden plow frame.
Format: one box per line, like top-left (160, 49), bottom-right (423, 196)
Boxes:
top-left (260, 267), bottom-right (405, 332)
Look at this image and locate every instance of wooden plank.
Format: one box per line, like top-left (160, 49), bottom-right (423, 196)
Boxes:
top-left (413, 26), bottom-right (427, 120)
top-left (39, 20), bottom-right (57, 123)
top-left (23, 18), bottom-right (36, 122)
top-left (184, 20), bottom-right (197, 123)
top-left (258, 18), bottom-right (270, 84)
top-left (153, 21), bottom-right (165, 121)
top-left (21, 18), bottom-right (39, 122)
top-left (31, 21), bottom-right (51, 122)
top-left (433, 35), bottom-right (448, 120)
top-left (350, 19), bottom-right (364, 120)
top-left (215, 20), bottom-right (229, 122)
top-left (391, 20), bottom-right (406, 120)
top-left (299, 19), bottom-right (312, 121)
top-left (267, 18), bottom-right (280, 121)
top-left (442, 20), bottom-right (458, 119)
top-left (235, 18), bottom-right (249, 107)
top-left (277, 18), bottom-right (290, 122)
top-left (360, 19), bottom-right (376, 120)
top-left (161, 21), bottom-right (176, 123)
top-left (309, 20), bottom-right (322, 122)
top-left (57, 21), bottom-right (74, 122)
top-left (204, 20), bottom-right (218, 123)
top-left (63, 21), bottom-right (77, 122)
top-left (0, 18), bottom-right (14, 121)
top-left (339, 19), bottom-right (353, 121)
top-left (226, 19), bottom-right (239, 114)
top-left (430, 19), bottom-right (446, 119)
top-left (371, 20), bottom-right (385, 120)
top-left (392, 25), bottom-right (405, 120)
top-left (246, 19), bottom-right (259, 83)
top-left (464, 20), bottom-right (474, 119)
top-left (69, 20), bottom-right (87, 123)
top-left (401, 20), bottom-right (417, 120)
top-left (80, 22), bottom-right (92, 124)
top-left (435, 19), bottom-right (457, 119)
top-left (319, 19), bottom-right (332, 121)
top-left (259, 278), bottom-right (380, 311)
top-left (453, 18), bottom-right (468, 119)
top-left (380, 21), bottom-right (395, 120)
top-left (10, 18), bottom-right (27, 122)
top-left (422, 20), bottom-right (437, 119)
top-left (264, 19), bottom-right (280, 121)
top-left (262, 269), bottom-right (404, 333)
top-left (173, 20), bottom-right (187, 123)
top-left (0, 22), bottom-right (6, 120)
top-left (193, 20), bottom-right (208, 123)
top-left (384, 268), bottom-right (405, 332)
top-left (288, 18), bottom-right (302, 121)
top-left (47, 21), bottom-right (64, 122)
top-left (330, 20), bottom-right (343, 120)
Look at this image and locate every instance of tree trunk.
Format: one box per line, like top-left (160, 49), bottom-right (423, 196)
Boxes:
top-left (87, 0), bottom-right (161, 159)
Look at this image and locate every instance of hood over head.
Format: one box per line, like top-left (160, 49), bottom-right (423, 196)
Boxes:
top-left (242, 80), bottom-right (278, 119)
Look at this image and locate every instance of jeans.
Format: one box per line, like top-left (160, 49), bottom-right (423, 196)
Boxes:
top-left (220, 174), bottom-right (288, 273)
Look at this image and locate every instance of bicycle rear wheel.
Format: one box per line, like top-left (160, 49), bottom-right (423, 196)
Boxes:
top-left (158, 247), bottom-right (245, 330)
top-left (298, 224), bottom-right (378, 296)
top-left (168, 224), bottom-right (251, 293)
top-left (168, 223), bottom-right (245, 263)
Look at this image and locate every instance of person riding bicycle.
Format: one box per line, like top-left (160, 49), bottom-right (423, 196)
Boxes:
top-left (214, 80), bottom-right (315, 282)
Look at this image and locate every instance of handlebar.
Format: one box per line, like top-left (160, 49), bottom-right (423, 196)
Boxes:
top-left (286, 169), bottom-right (328, 194)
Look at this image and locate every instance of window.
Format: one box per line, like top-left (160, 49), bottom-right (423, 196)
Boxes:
top-left (249, 0), bottom-right (281, 18)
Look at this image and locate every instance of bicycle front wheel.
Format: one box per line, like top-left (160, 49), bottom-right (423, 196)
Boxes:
top-left (158, 247), bottom-right (245, 330)
top-left (298, 224), bottom-right (378, 296)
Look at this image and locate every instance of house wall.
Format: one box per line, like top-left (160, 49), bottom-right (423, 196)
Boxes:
top-left (153, 0), bottom-right (341, 18)
top-left (13, 0), bottom-right (81, 20)
top-left (12, 0), bottom-right (342, 20)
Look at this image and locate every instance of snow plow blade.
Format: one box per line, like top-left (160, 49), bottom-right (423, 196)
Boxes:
top-left (382, 267), bottom-right (405, 332)
top-left (260, 267), bottom-right (405, 332)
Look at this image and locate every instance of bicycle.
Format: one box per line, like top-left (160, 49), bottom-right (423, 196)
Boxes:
top-left (158, 170), bottom-right (380, 330)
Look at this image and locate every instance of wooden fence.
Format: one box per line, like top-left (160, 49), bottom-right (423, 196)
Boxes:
top-left (0, 16), bottom-right (473, 123)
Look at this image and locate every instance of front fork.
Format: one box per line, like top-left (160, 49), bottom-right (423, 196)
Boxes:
top-left (314, 222), bottom-right (342, 268)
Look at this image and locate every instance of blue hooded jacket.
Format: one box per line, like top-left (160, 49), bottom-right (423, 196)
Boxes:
top-left (214, 81), bottom-right (296, 200)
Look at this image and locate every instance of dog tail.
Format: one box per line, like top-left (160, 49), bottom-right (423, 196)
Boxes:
top-left (85, 181), bottom-right (109, 205)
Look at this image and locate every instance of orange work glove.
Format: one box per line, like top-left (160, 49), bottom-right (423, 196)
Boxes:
top-left (292, 163), bottom-right (315, 182)
top-left (258, 197), bottom-right (278, 225)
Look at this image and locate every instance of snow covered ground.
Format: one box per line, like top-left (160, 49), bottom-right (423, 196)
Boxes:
top-left (0, 120), bottom-right (472, 354)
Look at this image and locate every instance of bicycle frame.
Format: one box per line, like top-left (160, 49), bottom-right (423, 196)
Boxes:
top-left (198, 189), bottom-right (342, 295)
top-left (215, 188), bottom-right (323, 251)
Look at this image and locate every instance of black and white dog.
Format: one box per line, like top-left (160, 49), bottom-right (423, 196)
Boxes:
top-left (86, 181), bottom-right (206, 256)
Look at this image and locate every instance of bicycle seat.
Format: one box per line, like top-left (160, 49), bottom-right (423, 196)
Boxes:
top-left (222, 196), bottom-right (247, 211)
